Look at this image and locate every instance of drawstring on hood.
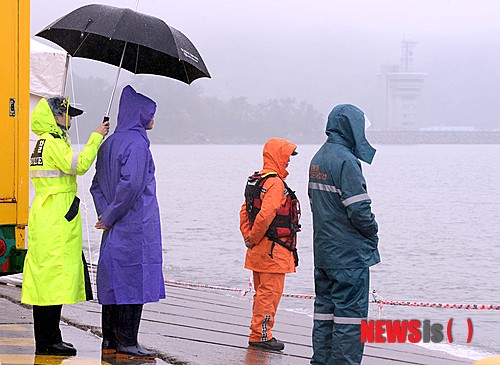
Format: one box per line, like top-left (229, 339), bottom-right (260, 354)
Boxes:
top-left (325, 104), bottom-right (376, 164)
top-left (32, 96), bottom-right (84, 144)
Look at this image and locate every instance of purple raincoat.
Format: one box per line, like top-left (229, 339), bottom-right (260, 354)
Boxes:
top-left (90, 85), bottom-right (165, 305)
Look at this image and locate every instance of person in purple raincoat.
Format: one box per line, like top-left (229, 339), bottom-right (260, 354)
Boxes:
top-left (90, 85), bottom-right (165, 359)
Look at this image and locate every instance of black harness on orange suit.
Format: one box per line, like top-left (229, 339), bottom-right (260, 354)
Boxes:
top-left (244, 172), bottom-right (301, 266)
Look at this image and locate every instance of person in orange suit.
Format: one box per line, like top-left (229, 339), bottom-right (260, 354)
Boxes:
top-left (240, 137), bottom-right (301, 351)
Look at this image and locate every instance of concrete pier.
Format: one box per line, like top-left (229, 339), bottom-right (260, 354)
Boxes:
top-left (0, 280), bottom-right (473, 365)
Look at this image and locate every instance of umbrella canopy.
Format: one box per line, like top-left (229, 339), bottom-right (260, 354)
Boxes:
top-left (36, 4), bottom-right (210, 84)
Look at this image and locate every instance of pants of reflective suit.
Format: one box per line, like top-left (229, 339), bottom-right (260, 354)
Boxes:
top-left (249, 271), bottom-right (285, 342)
top-left (311, 268), bottom-right (369, 365)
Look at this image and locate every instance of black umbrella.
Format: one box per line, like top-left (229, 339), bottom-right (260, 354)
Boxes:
top-left (36, 3), bottom-right (210, 118)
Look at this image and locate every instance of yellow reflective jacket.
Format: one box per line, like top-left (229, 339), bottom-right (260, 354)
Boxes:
top-left (21, 98), bottom-right (103, 305)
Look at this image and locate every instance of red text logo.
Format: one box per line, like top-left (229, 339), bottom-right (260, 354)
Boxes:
top-left (360, 319), bottom-right (473, 344)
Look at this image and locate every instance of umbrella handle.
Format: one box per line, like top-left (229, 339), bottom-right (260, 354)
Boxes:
top-left (103, 116), bottom-right (110, 123)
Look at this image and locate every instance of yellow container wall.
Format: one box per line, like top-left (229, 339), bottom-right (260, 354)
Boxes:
top-left (0, 0), bottom-right (18, 204)
top-left (0, 0), bottom-right (29, 251)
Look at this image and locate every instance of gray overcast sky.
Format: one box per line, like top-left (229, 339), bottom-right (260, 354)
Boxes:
top-left (31, 0), bottom-right (500, 128)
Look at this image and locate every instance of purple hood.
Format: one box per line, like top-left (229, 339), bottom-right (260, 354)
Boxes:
top-left (115, 85), bottom-right (157, 144)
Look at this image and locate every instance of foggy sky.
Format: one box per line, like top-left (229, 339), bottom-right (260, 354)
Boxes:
top-left (31, 0), bottom-right (500, 129)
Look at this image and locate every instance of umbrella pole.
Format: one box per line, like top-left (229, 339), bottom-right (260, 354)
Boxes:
top-left (104, 41), bottom-right (128, 122)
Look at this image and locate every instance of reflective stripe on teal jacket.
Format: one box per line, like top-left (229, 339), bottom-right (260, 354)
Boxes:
top-left (308, 104), bottom-right (380, 269)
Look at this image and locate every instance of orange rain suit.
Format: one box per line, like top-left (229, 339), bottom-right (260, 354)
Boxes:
top-left (239, 138), bottom-right (297, 343)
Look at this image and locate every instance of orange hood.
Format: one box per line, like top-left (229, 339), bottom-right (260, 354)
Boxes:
top-left (261, 138), bottom-right (297, 180)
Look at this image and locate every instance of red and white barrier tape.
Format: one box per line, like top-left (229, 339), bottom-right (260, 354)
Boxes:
top-left (281, 293), bottom-right (316, 299)
top-left (165, 279), bottom-right (253, 296)
top-left (370, 290), bottom-right (500, 310)
top-left (375, 300), bottom-right (500, 310)
top-left (164, 279), bottom-right (500, 310)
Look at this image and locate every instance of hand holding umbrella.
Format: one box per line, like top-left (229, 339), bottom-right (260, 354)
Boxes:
top-left (94, 121), bottom-right (110, 136)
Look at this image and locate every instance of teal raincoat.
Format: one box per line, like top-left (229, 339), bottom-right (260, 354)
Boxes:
top-left (308, 104), bottom-right (380, 365)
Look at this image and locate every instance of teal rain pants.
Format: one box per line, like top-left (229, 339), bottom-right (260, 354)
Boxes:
top-left (311, 268), bottom-right (370, 365)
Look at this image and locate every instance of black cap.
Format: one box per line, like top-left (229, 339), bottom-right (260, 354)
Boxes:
top-left (47, 96), bottom-right (84, 117)
top-left (291, 150), bottom-right (298, 156)
top-left (68, 104), bottom-right (84, 117)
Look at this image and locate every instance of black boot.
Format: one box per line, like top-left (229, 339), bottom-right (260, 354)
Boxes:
top-left (33, 305), bottom-right (78, 355)
top-left (102, 305), bottom-right (118, 355)
top-left (116, 304), bottom-right (156, 359)
top-left (116, 343), bottom-right (157, 359)
top-left (249, 337), bottom-right (285, 351)
top-left (36, 342), bottom-right (77, 356)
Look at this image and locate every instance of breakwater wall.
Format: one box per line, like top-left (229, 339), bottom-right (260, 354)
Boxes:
top-left (367, 131), bottom-right (500, 144)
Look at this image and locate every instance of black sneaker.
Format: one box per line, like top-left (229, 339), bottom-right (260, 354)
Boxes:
top-left (248, 337), bottom-right (285, 351)
top-left (35, 342), bottom-right (77, 356)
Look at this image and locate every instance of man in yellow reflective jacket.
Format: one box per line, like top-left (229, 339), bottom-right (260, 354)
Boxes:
top-left (21, 96), bottom-right (109, 356)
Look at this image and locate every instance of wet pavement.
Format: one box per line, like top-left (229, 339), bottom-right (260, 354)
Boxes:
top-left (0, 287), bottom-right (171, 365)
top-left (0, 280), bottom-right (474, 365)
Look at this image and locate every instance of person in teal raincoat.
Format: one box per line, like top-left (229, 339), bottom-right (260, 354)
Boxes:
top-left (22, 96), bottom-right (109, 356)
top-left (308, 104), bottom-right (380, 365)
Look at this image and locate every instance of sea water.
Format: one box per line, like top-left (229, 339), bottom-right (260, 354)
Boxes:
top-left (79, 143), bottom-right (500, 360)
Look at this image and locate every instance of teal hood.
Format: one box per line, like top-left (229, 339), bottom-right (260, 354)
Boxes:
top-left (325, 104), bottom-right (376, 164)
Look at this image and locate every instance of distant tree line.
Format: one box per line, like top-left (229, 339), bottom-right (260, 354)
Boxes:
top-left (70, 75), bottom-right (327, 144)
